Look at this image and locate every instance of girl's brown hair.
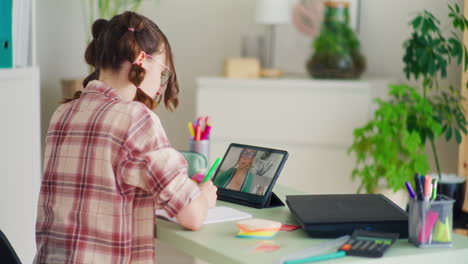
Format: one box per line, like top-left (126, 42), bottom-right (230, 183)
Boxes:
top-left (64, 11), bottom-right (179, 111)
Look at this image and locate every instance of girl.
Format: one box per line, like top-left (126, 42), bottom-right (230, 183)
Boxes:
top-left (34, 11), bottom-right (217, 263)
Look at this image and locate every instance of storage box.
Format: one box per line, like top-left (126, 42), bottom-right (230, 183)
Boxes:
top-left (224, 58), bottom-right (260, 79)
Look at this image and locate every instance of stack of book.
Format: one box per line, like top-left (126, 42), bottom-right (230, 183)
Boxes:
top-left (1, 0), bottom-right (33, 68)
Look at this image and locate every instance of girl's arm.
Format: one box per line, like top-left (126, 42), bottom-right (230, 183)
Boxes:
top-left (176, 181), bottom-right (217, 230)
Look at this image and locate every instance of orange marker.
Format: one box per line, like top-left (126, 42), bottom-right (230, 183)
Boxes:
top-left (195, 126), bottom-right (201, 141)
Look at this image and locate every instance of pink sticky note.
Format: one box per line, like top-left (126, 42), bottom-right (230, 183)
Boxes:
top-left (280, 224), bottom-right (301, 232)
top-left (254, 241), bottom-right (281, 252)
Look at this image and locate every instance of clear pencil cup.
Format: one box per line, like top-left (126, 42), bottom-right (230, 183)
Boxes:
top-left (408, 195), bottom-right (454, 248)
top-left (188, 138), bottom-right (210, 162)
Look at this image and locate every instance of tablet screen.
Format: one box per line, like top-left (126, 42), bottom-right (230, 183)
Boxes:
top-left (212, 145), bottom-right (287, 196)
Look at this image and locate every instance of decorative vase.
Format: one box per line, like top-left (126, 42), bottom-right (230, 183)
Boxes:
top-left (306, 1), bottom-right (365, 79)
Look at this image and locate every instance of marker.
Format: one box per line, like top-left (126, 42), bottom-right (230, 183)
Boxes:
top-left (414, 174), bottom-right (424, 200)
top-left (195, 125), bottom-right (201, 141)
top-left (188, 122), bottom-right (195, 137)
top-left (202, 125), bottom-right (212, 140)
top-left (431, 178), bottom-right (438, 201)
top-left (405, 181), bottom-right (416, 199)
top-left (424, 175), bottom-right (433, 202)
top-left (202, 157), bottom-right (222, 183)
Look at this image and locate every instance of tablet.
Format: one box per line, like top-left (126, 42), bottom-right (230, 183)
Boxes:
top-left (212, 143), bottom-right (288, 208)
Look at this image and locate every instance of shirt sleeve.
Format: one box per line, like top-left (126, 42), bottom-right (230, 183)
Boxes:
top-left (119, 105), bottom-right (201, 217)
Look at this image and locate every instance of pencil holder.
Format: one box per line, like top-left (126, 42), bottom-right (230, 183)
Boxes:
top-left (188, 138), bottom-right (210, 163)
top-left (408, 195), bottom-right (454, 248)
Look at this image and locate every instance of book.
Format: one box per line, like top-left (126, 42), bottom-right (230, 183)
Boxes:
top-left (0, 0), bottom-right (13, 68)
top-left (156, 206), bottom-right (252, 224)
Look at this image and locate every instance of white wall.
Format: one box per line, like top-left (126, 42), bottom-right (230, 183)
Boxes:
top-left (38, 0), bottom-right (463, 177)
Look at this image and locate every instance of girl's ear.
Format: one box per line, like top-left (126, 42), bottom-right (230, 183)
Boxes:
top-left (134, 51), bottom-right (146, 64)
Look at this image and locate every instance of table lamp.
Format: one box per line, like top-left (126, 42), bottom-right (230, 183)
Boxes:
top-left (256, 0), bottom-right (290, 77)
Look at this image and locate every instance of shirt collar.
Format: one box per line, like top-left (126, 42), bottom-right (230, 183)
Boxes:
top-left (82, 80), bottom-right (122, 100)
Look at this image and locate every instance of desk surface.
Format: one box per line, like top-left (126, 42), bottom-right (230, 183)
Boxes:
top-left (156, 186), bottom-right (468, 264)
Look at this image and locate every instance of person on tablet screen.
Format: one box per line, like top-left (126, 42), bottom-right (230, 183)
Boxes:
top-left (214, 148), bottom-right (256, 192)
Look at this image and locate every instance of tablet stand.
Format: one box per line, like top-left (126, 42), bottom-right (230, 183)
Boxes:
top-left (264, 192), bottom-right (285, 208)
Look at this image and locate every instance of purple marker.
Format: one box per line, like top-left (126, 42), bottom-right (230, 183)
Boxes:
top-left (405, 181), bottom-right (417, 199)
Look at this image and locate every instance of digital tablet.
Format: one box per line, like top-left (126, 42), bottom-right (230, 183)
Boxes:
top-left (212, 143), bottom-right (288, 208)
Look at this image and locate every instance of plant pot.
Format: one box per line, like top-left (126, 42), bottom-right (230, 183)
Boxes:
top-left (430, 173), bottom-right (466, 221)
top-left (374, 187), bottom-right (409, 210)
top-left (306, 52), bottom-right (365, 79)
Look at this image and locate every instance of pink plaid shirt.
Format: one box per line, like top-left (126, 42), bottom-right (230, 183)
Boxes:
top-left (34, 80), bottom-right (200, 263)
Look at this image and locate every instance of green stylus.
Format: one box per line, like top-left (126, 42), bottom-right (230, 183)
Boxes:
top-left (202, 157), bottom-right (221, 183)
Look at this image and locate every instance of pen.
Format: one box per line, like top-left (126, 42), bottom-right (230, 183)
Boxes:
top-left (405, 181), bottom-right (416, 199)
top-left (202, 157), bottom-right (222, 183)
top-left (284, 251), bottom-right (346, 264)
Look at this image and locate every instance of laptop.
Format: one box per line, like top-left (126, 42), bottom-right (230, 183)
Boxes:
top-left (286, 194), bottom-right (408, 238)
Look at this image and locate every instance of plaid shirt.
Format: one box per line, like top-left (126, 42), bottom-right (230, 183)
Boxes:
top-left (34, 80), bottom-right (200, 264)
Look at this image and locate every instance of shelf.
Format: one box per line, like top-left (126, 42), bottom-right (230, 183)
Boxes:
top-left (0, 67), bottom-right (39, 80)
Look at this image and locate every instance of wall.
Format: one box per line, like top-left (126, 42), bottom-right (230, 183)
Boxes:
top-left (38, 0), bottom-right (463, 178)
top-left (35, 1), bottom-right (463, 263)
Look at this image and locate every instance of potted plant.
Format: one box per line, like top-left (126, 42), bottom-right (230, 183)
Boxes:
top-left (348, 4), bottom-right (468, 213)
top-left (62, 0), bottom-right (149, 99)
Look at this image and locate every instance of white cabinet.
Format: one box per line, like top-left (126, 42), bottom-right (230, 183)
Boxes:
top-left (0, 67), bottom-right (41, 263)
top-left (196, 77), bottom-right (391, 194)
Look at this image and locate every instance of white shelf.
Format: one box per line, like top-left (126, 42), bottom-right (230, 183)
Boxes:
top-left (0, 67), bottom-right (39, 79)
top-left (196, 77), bottom-right (393, 195)
top-left (0, 49), bottom-right (39, 264)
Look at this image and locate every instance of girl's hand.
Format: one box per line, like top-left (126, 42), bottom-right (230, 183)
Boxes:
top-left (199, 181), bottom-right (217, 208)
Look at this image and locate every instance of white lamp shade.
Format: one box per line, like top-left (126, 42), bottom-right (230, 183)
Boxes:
top-left (256, 0), bottom-right (291, 25)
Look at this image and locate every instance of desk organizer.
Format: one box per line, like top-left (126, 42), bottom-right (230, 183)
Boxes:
top-left (408, 195), bottom-right (454, 247)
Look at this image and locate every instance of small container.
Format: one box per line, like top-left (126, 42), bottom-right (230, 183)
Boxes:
top-left (408, 195), bottom-right (454, 248)
top-left (188, 138), bottom-right (210, 162)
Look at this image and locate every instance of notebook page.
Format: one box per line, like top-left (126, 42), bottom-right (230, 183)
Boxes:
top-left (156, 206), bottom-right (252, 224)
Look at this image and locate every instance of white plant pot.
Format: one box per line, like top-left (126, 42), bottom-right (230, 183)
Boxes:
top-left (374, 187), bottom-right (409, 210)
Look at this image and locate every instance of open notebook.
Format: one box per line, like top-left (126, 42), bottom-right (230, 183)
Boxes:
top-left (156, 206), bottom-right (252, 224)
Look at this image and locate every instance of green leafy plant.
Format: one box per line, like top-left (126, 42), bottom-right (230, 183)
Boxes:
top-left (313, 7), bottom-right (359, 57)
top-left (349, 4), bottom-right (468, 193)
top-left (81, 0), bottom-right (145, 43)
top-left (307, 2), bottom-right (365, 79)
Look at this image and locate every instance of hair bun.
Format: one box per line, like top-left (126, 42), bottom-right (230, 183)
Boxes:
top-left (92, 19), bottom-right (109, 39)
top-left (122, 11), bottom-right (144, 32)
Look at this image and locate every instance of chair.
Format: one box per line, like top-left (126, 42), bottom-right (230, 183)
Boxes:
top-left (0, 229), bottom-right (22, 264)
top-left (180, 151), bottom-right (208, 178)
